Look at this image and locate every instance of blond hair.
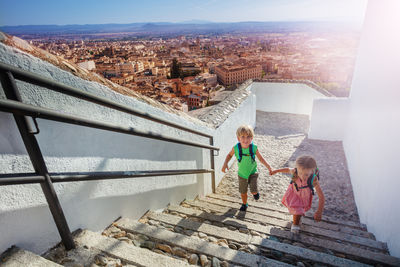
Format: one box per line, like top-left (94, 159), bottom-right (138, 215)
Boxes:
top-left (236, 125), bottom-right (254, 138)
top-left (293, 155), bottom-right (317, 182)
top-left (296, 155), bottom-right (317, 169)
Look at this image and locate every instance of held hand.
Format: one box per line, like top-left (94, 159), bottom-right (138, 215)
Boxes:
top-left (221, 164), bottom-right (228, 173)
top-left (270, 170), bottom-right (277, 175)
top-left (314, 211), bottom-right (322, 222)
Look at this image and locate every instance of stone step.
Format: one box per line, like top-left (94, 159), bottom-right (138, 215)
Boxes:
top-left (115, 217), bottom-right (292, 267)
top-left (43, 241), bottom-right (129, 266)
top-left (164, 206), bottom-right (372, 267)
top-left (167, 205), bottom-right (400, 266)
top-left (0, 246), bottom-right (62, 267)
top-left (180, 200), bottom-right (386, 252)
top-left (197, 197), bottom-right (373, 240)
top-left (208, 193), bottom-right (368, 231)
top-left (73, 229), bottom-right (191, 267)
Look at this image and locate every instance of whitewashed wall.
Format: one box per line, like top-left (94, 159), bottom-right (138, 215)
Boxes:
top-left (343, 0), bottom-right (400, 257)
top-left (212, 93), bottom-right (256, 190)
top-left (308, 98), bottom-right (349, 141)
top-left (0, 43), bottom-right (214, 254)
top-left (308, 0), bottom-right (400, 257)
top-left (249, 82), bottom-right (326, 115)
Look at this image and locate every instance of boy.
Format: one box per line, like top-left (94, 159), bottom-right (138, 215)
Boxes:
top-left (222, 125), bottom-right (272, 211)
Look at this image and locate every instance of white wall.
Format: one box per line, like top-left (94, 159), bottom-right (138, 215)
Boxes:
top-left (308, 0), bottom-right (400, 257)
top-left (308, 98), bottom-right (349, 141)
top-left (250, 82), bottom-right (326, 115)
top-left (0, 43), bottom-right (213, 254)
top-left (343, 0), bottom-right (400, 257)
top-left (212, 93), bottom-right (256, 190)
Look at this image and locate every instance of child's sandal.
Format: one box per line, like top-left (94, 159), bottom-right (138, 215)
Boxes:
top-left (290, 224), bottom-right (300, 234)
top-left (239, 203), bottom-right (248, 211)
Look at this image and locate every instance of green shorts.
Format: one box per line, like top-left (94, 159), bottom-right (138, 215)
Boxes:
top-left (238, 173), bottom-right (259, 194)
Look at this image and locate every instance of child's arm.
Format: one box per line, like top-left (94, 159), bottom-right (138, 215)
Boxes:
top-left (270, 168), bottom-right (294, 175)
top-left (313, 180), bottom-right (325, 222)
top-left (255, 149), bottom-right (272, 174)
top-left (221, 147), bottom-right (235, 173)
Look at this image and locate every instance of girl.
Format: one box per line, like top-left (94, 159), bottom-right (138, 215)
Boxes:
top-left (271, 155), bottom-right (325, 233)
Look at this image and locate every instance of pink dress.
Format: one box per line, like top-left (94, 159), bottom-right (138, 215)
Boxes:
top-left (282, 177), bottom-right (313, 215)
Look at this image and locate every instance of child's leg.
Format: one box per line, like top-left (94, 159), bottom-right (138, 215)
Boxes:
top-left (238, 175), bottom-right (248, 204)
top-left (291, 214), bottom-right (302, 233)
top-left (238, 175), bottom-right (249, 211)
top-left (241, 193), bottom-right (248, 204)
top-left (249, 173), bottom-right (260, 200)
top-left (293, 215), bottom-right (302, 225)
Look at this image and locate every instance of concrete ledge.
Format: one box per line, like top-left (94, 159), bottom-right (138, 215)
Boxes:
top-left (190, 80), bottom-right (253, 128)
top-left (0, 246), bottom-right (62, 267)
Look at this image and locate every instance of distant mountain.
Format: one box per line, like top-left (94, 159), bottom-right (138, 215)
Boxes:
top-left (0, 21), bottom-right (360, 38)
top-left (179, 20), bottom-right (213, 24)
top-left (0, 23), bottom-right (147, 35)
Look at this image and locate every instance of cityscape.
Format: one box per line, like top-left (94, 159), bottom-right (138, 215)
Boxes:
top-left (0, 8), bottom-right (363, 112)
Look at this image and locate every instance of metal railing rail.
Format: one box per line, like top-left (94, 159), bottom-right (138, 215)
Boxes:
top-left (0, 99), bottom-right (217, 150)
top-left (0, 169), bottom-right (215, 185)
top-left (0, 61), bottom-right (219, 250)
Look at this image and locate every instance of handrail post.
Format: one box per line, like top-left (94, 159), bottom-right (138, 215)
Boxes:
top-left (0, 71), bottom-right (75, 250)
top-left (209, 137), bottom-right (216, 193)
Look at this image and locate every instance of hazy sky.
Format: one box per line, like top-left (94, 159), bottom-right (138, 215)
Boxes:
top-left (0, 0), bottom-right (368, 26)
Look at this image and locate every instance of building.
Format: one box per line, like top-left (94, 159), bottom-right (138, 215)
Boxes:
top-left (181, 62), bottom-right (201, 75)
top-left (187, 94), bottom-right (207, 110)
top-left (115, 62), bottom-right (144, 76)
top-left (180, 82), bottom-right (204, 97)
top-left (115, 62), bottom-right (135, 75)
top-left (77, 60), bottom-right (96, 71)
top-left (208, 90), bottom-right (232, 105)
top-left (196, 73), bottom-right (218, 87)
top-left (215, 64), bottom-right (262, 86)
top-left (135, 75), bottom-right (154, 84)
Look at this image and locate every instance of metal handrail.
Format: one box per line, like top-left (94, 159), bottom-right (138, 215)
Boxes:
top-left (0, 175), bottom-right (45, 185)
top-left (0, 169), bottom-right (214, 185)
top-left (0, 61), bottom-right (219, 250)
top-left (0, 99), bottom-right (218, 150)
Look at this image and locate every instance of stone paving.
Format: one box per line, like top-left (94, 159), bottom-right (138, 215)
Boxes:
top-left (216, 111), bottom-right (360, 223)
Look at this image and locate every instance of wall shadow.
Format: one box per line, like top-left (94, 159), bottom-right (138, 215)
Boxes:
top-left (254, 111), bottom-right (309, 137)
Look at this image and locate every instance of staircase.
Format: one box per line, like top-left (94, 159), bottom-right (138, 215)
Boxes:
top-left (2, 194), bottom-right (400, 267)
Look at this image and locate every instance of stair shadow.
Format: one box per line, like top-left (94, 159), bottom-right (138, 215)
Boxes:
top-left (165, 205), bottom-right (301, 264)
top-left (206, 205), bottom-right (293, 244)
top-left (175, 203), bottom-right (258, 239)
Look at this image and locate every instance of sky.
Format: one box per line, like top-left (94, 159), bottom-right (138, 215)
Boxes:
top-left (0, 0), bottom-right (368, 26)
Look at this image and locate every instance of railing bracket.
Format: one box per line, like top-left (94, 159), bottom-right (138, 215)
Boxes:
top-left (29, 117), bottom-right (40, 135)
